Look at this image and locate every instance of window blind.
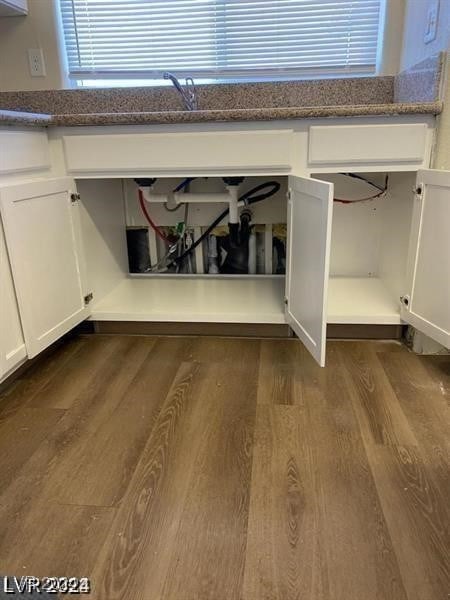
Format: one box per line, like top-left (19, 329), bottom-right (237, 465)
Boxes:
top-left (60, 0), bottom-right (382, 82)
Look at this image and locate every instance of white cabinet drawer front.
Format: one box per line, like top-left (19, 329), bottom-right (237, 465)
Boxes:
top-left (308, 123), bottom-right (428, 165)
top-left (0, 130), bottom-right (50, 173)
top-left (63, 130), bottom-right (293, 173)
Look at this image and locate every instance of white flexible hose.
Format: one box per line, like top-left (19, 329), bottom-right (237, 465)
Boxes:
top-left (226, 185), bottom-right (239, 224)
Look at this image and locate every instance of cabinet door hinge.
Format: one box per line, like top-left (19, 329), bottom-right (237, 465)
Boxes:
top-left (84, 292), bottom-right (93, 305)
top-left (286, 189), bottom-right (292, 201)
top-left (71, 193), bottom-right (81, 203)
top-left (413, 185), bottom-right (423, 197)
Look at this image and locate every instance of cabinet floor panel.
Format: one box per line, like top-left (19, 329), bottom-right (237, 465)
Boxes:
top-left (328, 277), bottom-right (401, 325)
top-left (90, 277), bottom-right (286, 324)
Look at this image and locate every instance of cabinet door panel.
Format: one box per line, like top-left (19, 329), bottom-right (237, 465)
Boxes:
top-left (0, 178), bottom-right (89, 358)
top-left (286, 175), bottom-right (333, 366)
top-left (0, 216), bottom-right (26, 380)
top-left (401, 169), bottom-right (450, 348)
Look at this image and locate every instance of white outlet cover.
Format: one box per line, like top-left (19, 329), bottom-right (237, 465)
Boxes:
top-left (28, 48), bottom-right (46, 77)
top-left (424, 0), bottom-right (439, 44)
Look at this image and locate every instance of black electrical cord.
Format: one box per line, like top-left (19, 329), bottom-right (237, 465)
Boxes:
top-left (339, 172), bottom-right (386, 192)
top-left (335, 173), bottom-right (389, 203)
top-left (170, 180), bottom-right (281, 267)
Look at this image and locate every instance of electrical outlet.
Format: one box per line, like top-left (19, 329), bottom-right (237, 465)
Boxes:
top-left (424, 0), bottom-right (439, 44)
top-left (28, 48), bottom-right (46, 77)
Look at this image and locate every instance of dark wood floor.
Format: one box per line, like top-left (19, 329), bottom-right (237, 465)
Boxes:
top-left (0, 335), bottom-right (448, 600)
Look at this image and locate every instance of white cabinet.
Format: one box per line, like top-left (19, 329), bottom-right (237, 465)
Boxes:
top-left (308, 123), bottom-right (428, 166)
top-left (0, 0), bottom-right (27, 16)
top-left (0, 119), bottom-right (446, 372)
top-left (0, 178), bottom-right (90, 358)
top-left (286, 175), bottom-right (333, 366)
top-left (0, 215), bottom-right (26, 381)
top-left (63, 130), bottom-right (294, 176)
top-left (0, 130), bottom-right (50, 175)
top-left (61, 117), bottom-right (433, 178)
top-left (77, 169), bottom-right (449, 367)
top-left (401, 169), bottom-right (450, 348)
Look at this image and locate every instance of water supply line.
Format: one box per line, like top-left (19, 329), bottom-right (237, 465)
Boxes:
top-left (170, 181), bottom-right (281, 268)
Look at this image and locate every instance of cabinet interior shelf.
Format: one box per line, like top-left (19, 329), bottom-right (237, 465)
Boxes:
top-left (90, 277), bottom-right (286, 324)
top-left (89, 276), bottom-right (401, 325)
top-left (327, 277), bottom-right (401, 324)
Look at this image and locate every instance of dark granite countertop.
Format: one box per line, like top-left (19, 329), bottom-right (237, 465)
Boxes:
top-left (0, 101), bottom-right (442, 128)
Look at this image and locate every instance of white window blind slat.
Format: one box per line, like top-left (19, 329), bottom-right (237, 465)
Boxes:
top-left (60, 0), bottom-right (382, 82)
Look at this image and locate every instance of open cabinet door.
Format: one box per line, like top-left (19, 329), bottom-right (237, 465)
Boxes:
top-left (401, 169), bottom-right (450, 348)
top-left (0, 178), bottom-right (90, 358)
top-left (0, 216), bottom-right (27, 379)
top-left (286, 175), bottom-right (333, 366)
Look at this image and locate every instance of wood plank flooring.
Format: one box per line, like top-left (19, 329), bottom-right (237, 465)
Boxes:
top-left (0, 335), bottom-right (448, 600)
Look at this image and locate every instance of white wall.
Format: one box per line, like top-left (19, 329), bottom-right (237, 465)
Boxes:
top-left (0, 0), bottom-right (411, 91)
top-left (0, 0), bottom-right (67, 91)
top-left (400, 0), bottom-right (450, 169)
top-left (0, 0), bottom-right (449, 92)
top-left (434, 55), bottom-right (450, 169)
top-left (401, 0), bottom-right (450, 70)
top-left (377, 0), bottom-right (405, 75)
top-left (415, 0), bottom-right (450, 168)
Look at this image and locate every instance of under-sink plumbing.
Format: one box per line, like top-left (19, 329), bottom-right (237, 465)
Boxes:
top-left (133, 177), bottom-right (282, 275)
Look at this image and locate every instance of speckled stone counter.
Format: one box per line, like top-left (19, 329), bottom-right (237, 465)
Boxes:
top-left (0, 76), bottom-right (395, 115)
top-left (0, 54), bottom-right (443, 128)
top-left (394, 53), bottom-right (443, 103)
top-left (0, 101), bottom-right (442, 128)
top-left (49, 102), bottom-right (443, 126)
